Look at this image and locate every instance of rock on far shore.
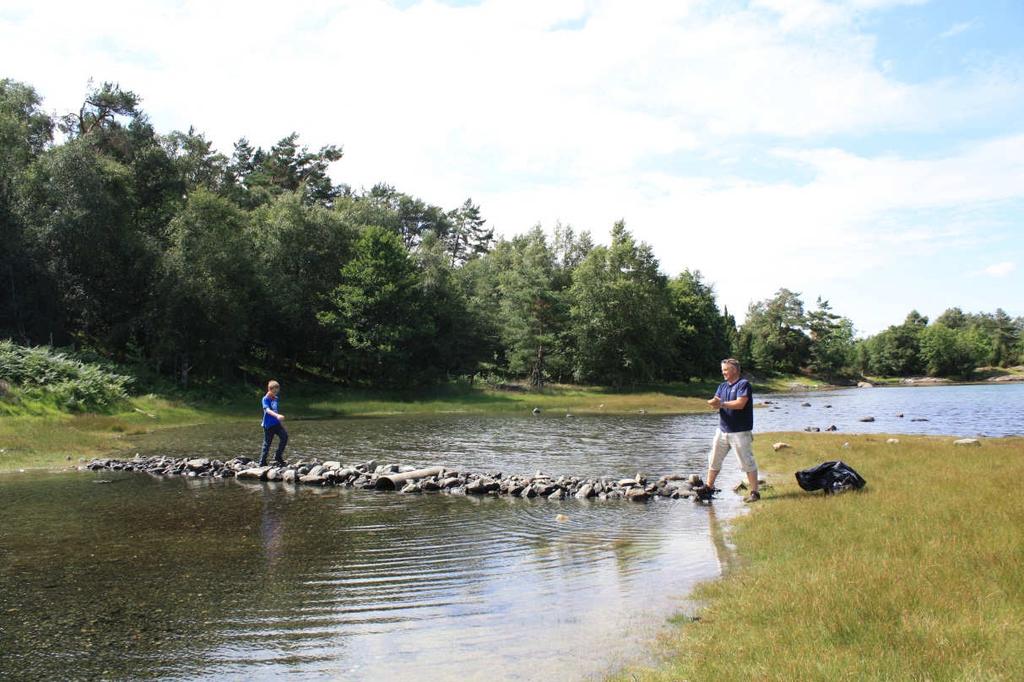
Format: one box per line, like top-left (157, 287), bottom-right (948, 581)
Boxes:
top-left (987, 374), bottom-right (1024, 382)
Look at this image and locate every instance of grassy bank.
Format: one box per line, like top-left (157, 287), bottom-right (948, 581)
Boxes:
top-left (625, 432), bottom-right (1024, 681)
top-left (0, 382), bottom-right (713, 472)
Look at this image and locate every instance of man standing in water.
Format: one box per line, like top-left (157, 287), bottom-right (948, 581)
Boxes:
top-left (259, 380), bottom-right (288, 467)
top-left (702, 358), bottom-right (760, 502)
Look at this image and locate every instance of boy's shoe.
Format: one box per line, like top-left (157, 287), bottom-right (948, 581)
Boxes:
top-left (743, 490), bottom-right (761, 503)
top-left (274, 460), bottom-right (287, 467)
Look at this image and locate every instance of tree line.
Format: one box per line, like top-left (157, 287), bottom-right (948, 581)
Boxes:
top-left (2, 79), bottom-right (1021, 388)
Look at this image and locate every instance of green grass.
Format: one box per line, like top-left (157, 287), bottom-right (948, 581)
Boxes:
top-left (754, 373), bottom-right (836, 392)
top-left (622, 432), bottom-right (1024, 681)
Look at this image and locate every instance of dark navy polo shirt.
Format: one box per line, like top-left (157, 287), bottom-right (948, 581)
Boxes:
top-left (716, 378), bottom-right (753, 433)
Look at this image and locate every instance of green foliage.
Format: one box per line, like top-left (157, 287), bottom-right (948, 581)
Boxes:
top-left (17, 139), bottom-right (154, 347)
top-left (858, 307), bottom-right (1023, 378)
top-left (2, 76), bottom-right (1018, 392)
top-left (413, 231), bottom-right (491, 379)
top-left (668, 270), bottom-right (732, 380)
top-left (227, 132), bottom-right (344, 208)
top-left (249, 191), bottom-right (356, 365)
top-left (153, 189), bottom-right (258, 383)
top-left (568, 222), bottom-right (676, 386)
top-left (0, 340), bottom-right (132, 411)
top-left (857, 310), bottom-right (928, 376)
top-left (318, 227), bottom-right (431, 385)
top-left (0, 79), bottom-right (54, 342)
top-left (737, 288), bottom-right (810, 374)
top-left (919, 324), bottom-right (977, 378)
top-left (493, 228), bottom-right (569, 386)
top-left (806, 298), bottom-right (856, 379)
top-left (444, 198), bottom-right (494, 266)
top-left (0, 79), bottom-right (53, 176)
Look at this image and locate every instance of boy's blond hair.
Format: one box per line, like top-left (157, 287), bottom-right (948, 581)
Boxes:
top-left (267, 380), bottom-right (280, 391)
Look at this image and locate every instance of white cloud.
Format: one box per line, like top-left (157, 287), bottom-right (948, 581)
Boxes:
top-left (982, 262), bottom-right (1015, 277)
top-left (940, 20), bottom-right (979, 39)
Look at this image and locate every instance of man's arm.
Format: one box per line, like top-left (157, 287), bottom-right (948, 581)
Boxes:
top-left (720, 381), bottom-right (751, 409)
top-left (719, 395), bottom-right (749, 410)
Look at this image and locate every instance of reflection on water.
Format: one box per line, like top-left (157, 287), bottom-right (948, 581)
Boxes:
top-left (0, 415), bottom-right (744, 681)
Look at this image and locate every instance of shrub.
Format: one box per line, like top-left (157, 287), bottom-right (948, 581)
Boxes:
top-left (0, 340), bottom-right (133, 412)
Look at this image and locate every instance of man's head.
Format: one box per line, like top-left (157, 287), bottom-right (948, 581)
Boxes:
top-left (720, 358), bottom-right (740, 382)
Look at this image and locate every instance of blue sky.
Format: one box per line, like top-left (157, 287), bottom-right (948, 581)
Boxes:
top-left (2, 0), bottom-right (1022, 334)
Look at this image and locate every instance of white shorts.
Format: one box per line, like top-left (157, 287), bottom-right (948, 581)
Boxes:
top-left (709, 429), bottom-right (757, 473)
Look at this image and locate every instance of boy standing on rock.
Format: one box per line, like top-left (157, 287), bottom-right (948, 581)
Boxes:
top-left (259, 380), bottom-right (288, 466)
top-left (701, 358), bottom-right (760, 502)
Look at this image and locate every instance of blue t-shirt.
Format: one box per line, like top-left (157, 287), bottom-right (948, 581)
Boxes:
top-left (262, 394), bottom-right (280, 428)
top-left (716, 378), bottom-right (753, 433)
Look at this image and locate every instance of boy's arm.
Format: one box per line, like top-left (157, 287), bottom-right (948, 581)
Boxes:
top-left (262, 397), bottom-right (284, 420)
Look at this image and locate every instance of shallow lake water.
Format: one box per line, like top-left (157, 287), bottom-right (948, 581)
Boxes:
top-left (1, 414), bottom-right (744, 681)
top-left (755, 381), bottom-right (1024, 437)
top-left (2, 383), bottom-right (1021, 680)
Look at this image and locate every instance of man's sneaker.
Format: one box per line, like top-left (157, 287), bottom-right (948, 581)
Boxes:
top-left (274, 460), bottom-right (287, 467)
top-left (694, 484), bottom-right (718, 501)
top-left (743, 490), bottom-right (761, 503)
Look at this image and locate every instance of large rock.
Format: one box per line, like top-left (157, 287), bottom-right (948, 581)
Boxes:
top-left (534, 483), bottom-right (558, 497)
top-left (575, 483), bottom-right (595, 499)
top-left (772, 442), bottom-right (791, 451)
top-left (186, 458), bottom-right (210, 471)
top-left (625, 488), bottom-right (650, 502)
top-left (466, 478), bottom-right (499, 494)
top-left (953, 438), bottom-right (981, 447)
top-left (237, 467), bottom-right (271, 480)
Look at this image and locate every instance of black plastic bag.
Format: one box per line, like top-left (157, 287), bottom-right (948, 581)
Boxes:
top-left (795, 460), bottom-right (866, 494)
